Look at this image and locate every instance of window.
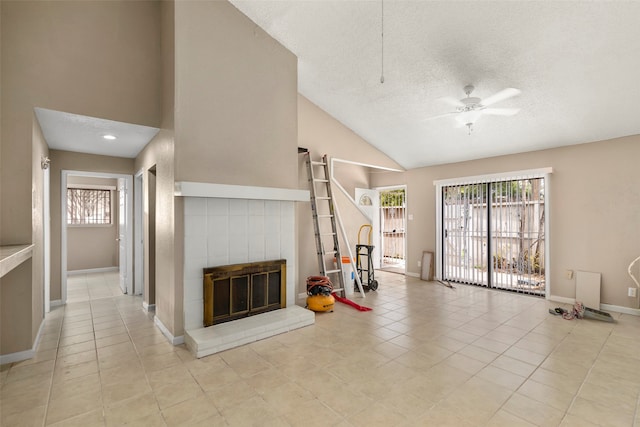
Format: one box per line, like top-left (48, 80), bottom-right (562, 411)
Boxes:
top-left (67, 188), bottom-right (111, 225)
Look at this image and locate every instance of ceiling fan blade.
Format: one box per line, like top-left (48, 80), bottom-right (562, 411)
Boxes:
top-left (482, 107), bottom-right (520, 116)
top-left (481, 88), bottom-right (521, 107)
top-left (422, 111), bottom-right (458, 122)
top-left (439, 96), bottom-right (465, 108)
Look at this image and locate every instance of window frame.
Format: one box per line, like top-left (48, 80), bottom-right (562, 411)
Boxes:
top-left (66, 184), bottom-right (115, 227)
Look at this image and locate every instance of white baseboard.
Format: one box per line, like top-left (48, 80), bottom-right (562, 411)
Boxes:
top-left (0, 349), bottom-right (35, 365)
top-left (549, 296), bottom-right (640, 317)
top-left (405, 272), bottom-right (420, 278)
top-left (600, 303), bottom-right (640, 316)
top-left (154, 315), bottom-right (184, 345)
top-left (0, 317), bottom-right (46, 365)
top-left (142, 302), bottom-right (156, 312)
top-left (50, 299), bottom-right (64, 307)
top-left (67, 266), bottom-right (118, 276)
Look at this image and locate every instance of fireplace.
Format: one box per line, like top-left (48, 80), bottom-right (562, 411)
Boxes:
top-left (179, 184), bottom-right (314, 358)
top-left (203, 259), bottom-right (286, 326)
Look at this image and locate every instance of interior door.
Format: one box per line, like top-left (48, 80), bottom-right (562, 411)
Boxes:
top-left (118, 178), bottom-right (128, 294)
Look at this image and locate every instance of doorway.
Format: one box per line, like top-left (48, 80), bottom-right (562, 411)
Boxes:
top-left (378, 187), bottom-right (407, 274)
top-left (61, 170), bottom-right (133, 302)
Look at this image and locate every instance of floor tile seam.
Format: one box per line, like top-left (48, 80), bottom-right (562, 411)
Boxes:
top-left (113, 295), bottom-right (204, 425)
top-left (519, 321), bottom-right (614, 426)
top-left (41, 305), bottom-right (68, 427)
top-left (484, 320), bottom-right (585, 425)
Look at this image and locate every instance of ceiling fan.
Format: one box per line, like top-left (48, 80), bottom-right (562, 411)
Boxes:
top-left (426, 85), bottom-right (521, 134)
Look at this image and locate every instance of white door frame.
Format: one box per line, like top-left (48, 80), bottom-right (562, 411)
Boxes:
top-left (44, 166), bottom-right (51, 313)
top-left (134, 169), bottom-right (144, 296)
top-left (61, 170), bottom-right (134, 303)
top-left (375, 185), bottom-right (408, 274)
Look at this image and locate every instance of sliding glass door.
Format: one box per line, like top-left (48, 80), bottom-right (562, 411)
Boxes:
top-left (441, 177), bottom-right (546, 296)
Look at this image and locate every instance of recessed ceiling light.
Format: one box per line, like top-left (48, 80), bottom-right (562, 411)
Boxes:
top-left (103, 134), bottom-right (117, 140)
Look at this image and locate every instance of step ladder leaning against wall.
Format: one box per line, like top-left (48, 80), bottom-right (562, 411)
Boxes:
top-left (301, 149), bottom-right (347, 297)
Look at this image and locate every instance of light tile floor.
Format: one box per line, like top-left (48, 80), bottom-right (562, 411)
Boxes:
top-left (1, 271), bottom-right (640, 426)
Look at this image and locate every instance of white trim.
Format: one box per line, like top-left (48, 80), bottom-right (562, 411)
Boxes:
top-left (433, 167), bottom-right (553, 187)
top-left (406, 272), bottom-right (420, 278)
top-left (0, 349), bottom-right (35, 365)
top-left (0, 317), bottom-right (46, 364)
top-left (600, 304), bottom-right (640, 316)
top-left (134, 170), bottom-right (144, 296)
top-left (67, 266), bottom-right (118, 275)
top-left (66, 183), bottom-right (117, 190)
top-left (175, 181), bottom-right (309, 202)
top-left (544, 172), bottom-right (551, 299)
top-left (44, 166), bottom-right (50, 314)
top-left (61, 170), bottom-right (134, 304)
top-left (154, 315), bottom-right (184, 345)
top-left (142, 302), bottom-right (156, 312)
top-left (331, 157), bottom-right (404, 173)
top-left (50, 299), bottom-right (64, 307)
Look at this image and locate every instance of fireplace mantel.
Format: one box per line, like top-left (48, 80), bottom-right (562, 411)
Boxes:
top-left (175, 181), bottom-right (309, 202)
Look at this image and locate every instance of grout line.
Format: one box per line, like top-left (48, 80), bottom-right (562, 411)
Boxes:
top-left (41, 304), bottom-right (65, 427)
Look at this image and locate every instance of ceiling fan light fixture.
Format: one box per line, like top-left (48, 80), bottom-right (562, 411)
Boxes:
top-left (103, 134), bottom-right (117, 140)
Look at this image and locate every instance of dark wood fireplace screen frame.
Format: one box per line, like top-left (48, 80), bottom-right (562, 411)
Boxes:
top-left (203, 259), bottom-right (286, 327)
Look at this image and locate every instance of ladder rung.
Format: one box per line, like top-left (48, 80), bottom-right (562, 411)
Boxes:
top-left (313, 178), bottom-right (329, 183)
top-left (331, 288), bottom-right (344, 292)
top-left (311, 161), bottom-right (326, 166)
top-left (317, 214), bottom-right (334, 218)
top-left (319, 232), bottom-right (336, 236)
top-left (325, 269), bottom-right (341, 274)
top-left (323, 250), bottom-right (337, 256)
top-left (315, 196), bottom-right (331, 200)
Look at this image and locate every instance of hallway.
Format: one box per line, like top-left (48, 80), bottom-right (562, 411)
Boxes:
top-left (1, 271), bottom-right (640, 426)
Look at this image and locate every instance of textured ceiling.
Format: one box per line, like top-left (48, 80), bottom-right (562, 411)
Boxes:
top-left (231, 1), bottom-right (640, 169)
top-left (35, 108), bottom-right (159, 159)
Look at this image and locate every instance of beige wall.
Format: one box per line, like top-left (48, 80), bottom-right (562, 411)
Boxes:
top-left (49, 150), bottom-right (134, 300)
top-left (0, 0), bottom-right (162, 354)
top-left (297, 95), bottom-right (403, 291)
top-left (372, 135), bottom-right (640, 309)
top-left (66, 176), bottom-right (118, 271)
top-left (173, 0), bottom-right (298, 189)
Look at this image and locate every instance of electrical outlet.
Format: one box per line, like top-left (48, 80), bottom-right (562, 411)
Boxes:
top-left (565, 270), bottom-right (574, 280)
top-left (629, 287), bottom-right (637, 298)
top-left (417, 260), bottom-right (421, 267)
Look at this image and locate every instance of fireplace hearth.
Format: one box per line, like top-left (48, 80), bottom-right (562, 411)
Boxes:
top-left (203, 259), bottom-right (286, 327)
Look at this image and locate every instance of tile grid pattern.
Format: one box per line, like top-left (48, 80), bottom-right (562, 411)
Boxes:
top-left (1, 271), bottom-right (640, 426)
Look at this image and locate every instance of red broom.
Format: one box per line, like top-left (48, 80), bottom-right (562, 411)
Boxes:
top-left (331, 292), bottom-right (372, 312)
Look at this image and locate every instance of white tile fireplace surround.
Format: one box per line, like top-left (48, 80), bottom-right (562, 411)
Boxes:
top-left (178, 182), bottom-right (313, 358)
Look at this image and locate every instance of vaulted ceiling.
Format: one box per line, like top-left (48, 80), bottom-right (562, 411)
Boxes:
top-left (231, 1), bottom-right (640, 169)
